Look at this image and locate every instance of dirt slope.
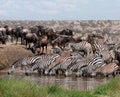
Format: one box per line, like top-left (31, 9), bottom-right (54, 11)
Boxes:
top-left (0, 43), bottom-right (33, 70)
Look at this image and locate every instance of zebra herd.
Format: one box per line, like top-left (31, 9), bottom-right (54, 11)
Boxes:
top-left (0, 24), bottom-right (119, 77)
top-left (8, 32), bottom-right (120, 77)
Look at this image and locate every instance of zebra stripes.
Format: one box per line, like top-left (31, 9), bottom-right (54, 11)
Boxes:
top-left (81, 54), bottom-right (106, 77)
top-left (48, 53), bottom-right (83, 75)
top-left (8, 54), bottom-right (53, 74)
top-left (68, 41), bottom-right (92, 56)
top-left (27, 54), bottom-right (60, 75)
top-left (8, 44), bottom-right (116, 77)
top-left (65, 54), bottom-right (106, 77)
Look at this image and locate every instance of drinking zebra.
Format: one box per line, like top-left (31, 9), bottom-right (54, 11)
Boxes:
top-left (8, 55), bottom-right (51, 74)
top-left (92, 42), bottom-right (114, 63)
top-left (81, 54), bottom-right (106, 77)
top-left (48, 52), bottom-right (83, 76)
top-left (68, 41), bottom-right (92, 56)
top-left (63, 53), bottom-right (106, 77)
top-left (25, 54), bottom-right (60, 75)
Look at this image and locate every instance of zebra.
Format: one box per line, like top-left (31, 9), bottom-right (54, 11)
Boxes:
top-left (50, 45), bottom-right (63, 55)
top-left (68, 41), bottom-right (92, 56)
top-left (8, 55), bottom-right (52, 74)
top-left (25, 54), bottom-right (60, 75)
top-left (92, 41), bottom-right (114, 63)
top-left (81, 54), bottom-right (106, 77)
top-left (48, 52), bottom-right (83, 76)
top-left (45, 55), bottom-right (71, 75)
top-left (66, 53), bottom-right (106, 77)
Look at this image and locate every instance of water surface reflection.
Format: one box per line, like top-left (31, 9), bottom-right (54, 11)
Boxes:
top-left (0, 72), bottom-right (111, 90)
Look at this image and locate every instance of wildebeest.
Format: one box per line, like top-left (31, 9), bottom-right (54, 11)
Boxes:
top-left (114, 50), bottom-right (120, 66)
top-left (25, 32), bottom-right (38, 49)
top-left (51, 35), bottom-right (75, 49)
top-left (58, 28), bottom-right (74, 36)
top-left (0, 27), bottom-right (7, 44)
top-left (13, 26), bottom-right (24, 45)
top-left (30, 36), bottom-right (48, 54)
top-left (4, 25), bottom-right (14, 42)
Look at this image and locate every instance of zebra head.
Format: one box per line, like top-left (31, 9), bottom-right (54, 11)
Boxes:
top-left (25, 69), bottom-right (32, 76)
top-left (70, 52), bottom-right (83, 59)
top-left (8, 65), bottom-right (15, 74)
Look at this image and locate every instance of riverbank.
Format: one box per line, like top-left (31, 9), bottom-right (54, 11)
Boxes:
top-left (0, 77), bottom-right (120, 97)
top-left (0, 43), bottom-right (33, 70)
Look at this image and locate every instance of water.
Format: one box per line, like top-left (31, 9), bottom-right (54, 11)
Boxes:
top-left (0, 71), bottom-right (111, 91)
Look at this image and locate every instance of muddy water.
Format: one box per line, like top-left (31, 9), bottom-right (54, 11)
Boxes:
top-left (0, 72), bottom-right (111, 91)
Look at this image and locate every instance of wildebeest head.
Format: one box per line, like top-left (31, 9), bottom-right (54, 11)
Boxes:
top-left (30, 44), bottom-right (37, 54)
top-left (60, 29), bottom-right (74, 36)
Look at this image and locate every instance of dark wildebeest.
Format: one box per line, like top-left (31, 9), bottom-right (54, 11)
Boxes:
top-left (4, 25), bottom-right (14, 42)
top-left (30, 36), bottom-right (48, 54)
top-left (58, 28), bottom-right (74, 36)
top-left (13, 26), bottom-right (24, 45)
top-left (0, 27), bottom-right (7, 44)
top-left (44, 27), bottom-right (58, 43)
top-left (114, 50), bottom-right (120, 66)
top-left (25, 32), bottom-right (38, 49)
top-left (35, 25), bottom-right (45, 36)
top-left (51, 35), bottom-right (75, 49)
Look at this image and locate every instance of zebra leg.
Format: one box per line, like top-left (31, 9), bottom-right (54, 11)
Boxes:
top-left (65, 70), bottom-right (72, 77)
top-left (44, 69), bottom-right (49, 75)
top-left (37, 68), bottom-right (44, 75)
top-left (49, 69), bottom-right (56, 76)
top-left (76, 70), bottom-right (83, 77)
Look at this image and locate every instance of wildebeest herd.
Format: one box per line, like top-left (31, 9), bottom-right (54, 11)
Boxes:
top-left (0, 24), bottom-right (120, 77)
